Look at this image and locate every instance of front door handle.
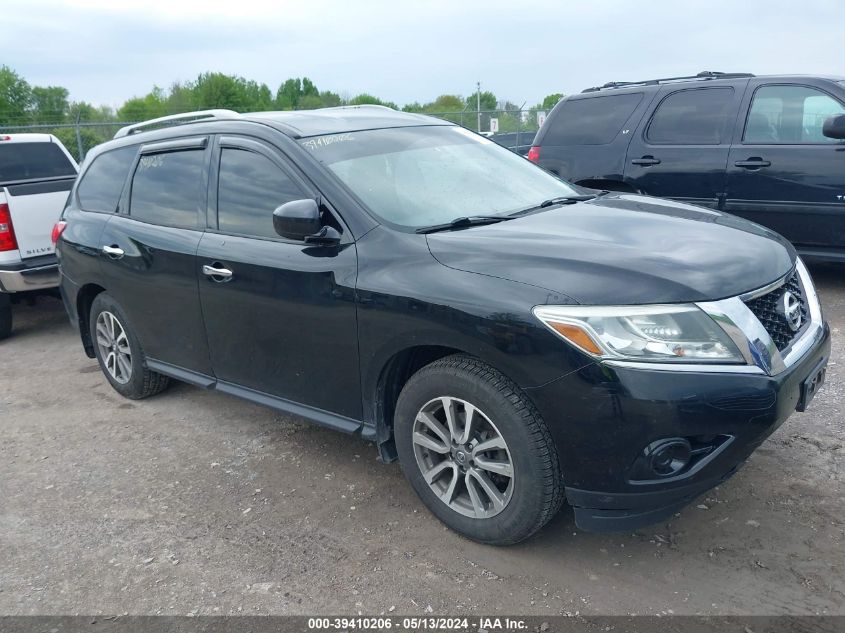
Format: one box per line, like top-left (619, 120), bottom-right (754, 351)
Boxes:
top-left (102, 245), bottom-right (125, 259)
top-left (631, 156), bottom-right (661, 166)
top-left (734, 158), bottom-right (771, 169)
top-left (202, 263), bottom-right (233, 282)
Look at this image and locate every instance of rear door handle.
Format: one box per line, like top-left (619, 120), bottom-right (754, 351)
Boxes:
top-left (102, 245), bottom-right (125, 259)
top-left (202, 263), bottom-right (233, 282)
top-left (734, 158), bottom-right (771, 169)
top-left (631, 156), bottom-right (661, 166)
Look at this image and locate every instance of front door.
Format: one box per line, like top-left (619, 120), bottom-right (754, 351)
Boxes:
top-left (197, 136), bottom-right (361, 420)
top-left (98, 137), bottom-right (212, 375)
top-left (725, 82), bottom-right (845, 253)
top-left (625, 84), bottom-right (745, 209)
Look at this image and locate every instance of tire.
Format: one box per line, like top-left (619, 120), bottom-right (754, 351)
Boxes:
top-left (394, 354), bottom-right (564, 545)
top-left (0, 293), bottom-right (11, 340)
top-left (89, 293), bottom-right (169, 399)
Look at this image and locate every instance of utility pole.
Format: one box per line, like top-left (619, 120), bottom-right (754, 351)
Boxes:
top-left (476, 81), bottom-right (481, 133)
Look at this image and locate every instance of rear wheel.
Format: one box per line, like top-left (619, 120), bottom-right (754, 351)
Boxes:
top-left (89, 293), bottom-right (169, 399)
top-left (394, 355), bottom-right (563, 545)
top-left (0, 293), bottom-right (11, 340)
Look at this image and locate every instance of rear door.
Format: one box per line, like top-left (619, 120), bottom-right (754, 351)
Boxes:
top-left (0, 138), bottom-right (78, 259)
top-left (98, 136), bottom-right (213, 376)
top-left (624, 83), bottom-right (746, 208)
top-left (725, 81), bottom-right (845, 253)
top-left (197, 135), bottom-right (361, 420)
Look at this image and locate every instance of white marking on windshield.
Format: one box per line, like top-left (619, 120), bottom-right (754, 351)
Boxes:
top-left (302, 133), bottom-right (354, 151)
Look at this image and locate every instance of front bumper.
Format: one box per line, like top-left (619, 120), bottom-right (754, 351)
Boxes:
top-left (0, 255), bottom-right (59, 293)
top-left (526, 320), bottom-right (831, 532)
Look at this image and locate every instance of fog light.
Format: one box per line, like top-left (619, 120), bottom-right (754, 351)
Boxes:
top-left (645, 438), bottom-right (692, 477)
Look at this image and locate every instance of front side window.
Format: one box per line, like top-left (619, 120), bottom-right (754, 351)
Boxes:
top-left (744, 85), bottom-right (845, 144)
top-left (129, 150), bottom-right (204, 229)
top-left (77, 146), bottom-right (137, 212)
top-left (217, 148), bottom-right (306, 239)
top-left (300, 126), bottom-right (579, 229)
top-left (543, 93), bottom-right (643, 145)
top-left (0, 142), bottom-right (76, 183)
top-left (647, 88), bottom-right (735, 145)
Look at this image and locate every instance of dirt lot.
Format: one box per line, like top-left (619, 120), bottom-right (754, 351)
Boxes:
top-left (1, 265), bottom-right (843, 617)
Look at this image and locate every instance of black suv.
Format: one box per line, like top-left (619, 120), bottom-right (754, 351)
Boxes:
top-left (529, 72), bottom-right (845, 261)
top-left (56, 106), bottom-right (830, 544)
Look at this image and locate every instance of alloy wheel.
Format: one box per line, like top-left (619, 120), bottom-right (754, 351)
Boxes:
top-left (412, 396), bottom-right (514, 519)
top-left (95, 311), bottom-right (132, 385)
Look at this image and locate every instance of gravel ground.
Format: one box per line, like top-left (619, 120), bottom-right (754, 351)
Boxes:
top-left (0, 265), bottom-right (843, 617)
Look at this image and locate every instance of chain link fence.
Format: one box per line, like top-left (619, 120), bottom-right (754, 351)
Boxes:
top-left (0, 109), bottom-right (548, 162)
top-left (0, 120), bottom-right (129, 162)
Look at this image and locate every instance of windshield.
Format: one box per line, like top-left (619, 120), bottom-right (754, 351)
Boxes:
top-left (299, 126), bottom-right (578, 229)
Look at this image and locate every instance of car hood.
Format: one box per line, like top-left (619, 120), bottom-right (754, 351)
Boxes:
top-left (425, 193), bottom-right (796, 305)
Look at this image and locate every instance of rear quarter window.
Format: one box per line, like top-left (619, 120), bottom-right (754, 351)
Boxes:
top-left (542, 93), bottom-right (643, 145)
top-left (0, 142), bottom-right (76, 183)
top-left (77, 146), bottom-right (138, 213)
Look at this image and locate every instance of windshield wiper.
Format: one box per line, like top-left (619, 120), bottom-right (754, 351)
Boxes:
top-left (509, 191), bottom-right (611, 217)
top-left (415, 215), bottom-right (513, 234)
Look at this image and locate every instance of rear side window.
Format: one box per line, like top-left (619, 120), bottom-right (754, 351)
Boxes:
top-left (0, 142), bottom-right (76, 183)
top-left (77, 146), bottom-right (137, 212)
top-left (543, 93), bottom-right (643, 145)
top-left (744, 85), bottom-right (845, 143)
top-left (647, 88), bottom-right (735, 145)
top-left (217, 148), bottom-right (306, 239)
top-left (129, 150), bottom-right (204, 229)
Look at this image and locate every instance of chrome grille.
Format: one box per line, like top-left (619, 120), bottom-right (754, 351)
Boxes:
top-left (744, 271), bottom-right (808, 351)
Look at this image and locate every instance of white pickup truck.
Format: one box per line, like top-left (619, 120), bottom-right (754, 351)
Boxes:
top-left (0, 133), bottom-right (79, 339)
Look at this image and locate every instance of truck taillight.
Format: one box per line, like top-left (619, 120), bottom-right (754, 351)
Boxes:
top-left (51, 220), bottom-right (67, 245)
top-left (527, 146), bottom-right (541, 163)
top-left (0, 203), bottom-right (18, 252)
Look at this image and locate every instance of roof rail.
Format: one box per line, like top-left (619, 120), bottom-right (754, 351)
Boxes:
top-left (114, 109), bottom-right (241, 138)
top-left (581, 71), bottom-right (755, 93)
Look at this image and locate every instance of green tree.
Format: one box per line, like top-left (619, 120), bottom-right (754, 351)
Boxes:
top-left (275, 78), bottom-right (302, 110)
top-left (31, 86), bottom-right (69, 123)
top-left (319, 90), bottom-right (342, 108)
top-left (68, 101), bottom-right (100, 122)
top-left (348, 93), bottom-right (397, 109)
top-left (538, 93), bottom-right (563, 111)
top-left (466, 90), bottom-right (497, 112)
top-left (192, 73), bottom-right (251, 110)
top-left (402, 101), bottom-right (424, 113)
top-left (425, 94), bottom-right (464, 113)
top-left (0, 65), bottom-right (33, 125)
top-left (117, 87), bottom-right (166, 121)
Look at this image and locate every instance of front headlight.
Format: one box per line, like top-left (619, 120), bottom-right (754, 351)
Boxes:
top-left (533, 304), bottom-right (744, 363)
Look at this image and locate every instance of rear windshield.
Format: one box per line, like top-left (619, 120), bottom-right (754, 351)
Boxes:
top-left (0, 142), bottom-right (76, 184)
top-left (543, 93), bottom-right (643, 145)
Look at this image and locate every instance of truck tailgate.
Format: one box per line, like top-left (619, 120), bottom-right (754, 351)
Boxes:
top-left (3, 178), bottom-right (74, 259)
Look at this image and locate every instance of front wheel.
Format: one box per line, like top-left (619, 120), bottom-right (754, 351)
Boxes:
top-left (89, 293), bottom-right (169, 399)
top-left (394, 355), bottom-right (564, 545)
top-left (0, 293), bottom-right (11, 340)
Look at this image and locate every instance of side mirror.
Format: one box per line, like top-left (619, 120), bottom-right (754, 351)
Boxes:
top-left (273, 199), bottom-right (322, 240)
top-left (823, 114), bottom-right (845, 140)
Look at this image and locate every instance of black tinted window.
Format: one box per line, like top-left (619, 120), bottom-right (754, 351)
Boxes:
top-left (77, 146), bottom-right (137, 212)
top-left (647, 88), bottom-right (734, 144)
top-left (217, 148), bottom-right (305, 239)
top-left (0, 141), bottom-right (76, 183)
top-left (129, 150), bottom-right (204, 229)
top-left (543, 93), bottom-right (643, 145)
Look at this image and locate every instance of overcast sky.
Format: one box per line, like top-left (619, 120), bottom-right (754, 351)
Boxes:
top-left (4, 0), bottom-right (844, 109)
